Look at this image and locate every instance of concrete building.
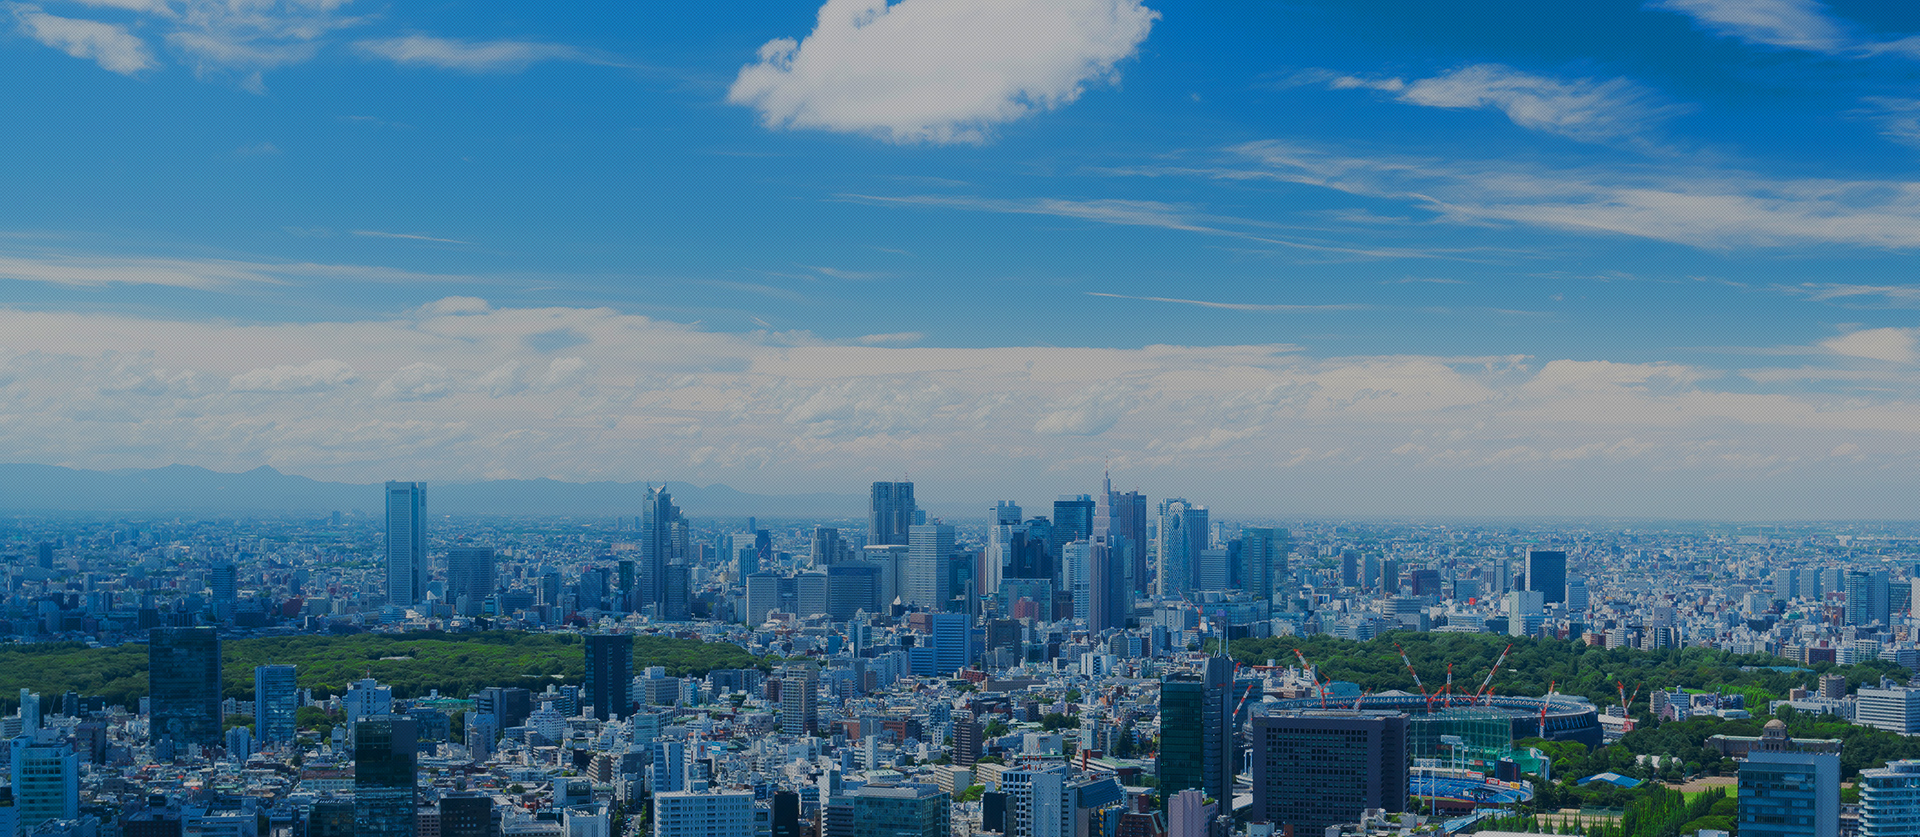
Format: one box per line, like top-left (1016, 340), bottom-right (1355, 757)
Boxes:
top-left (1858, 683), bottom-right (1920, 735)
top-left (653, 789), bottom-right (762, 837)
top-left (9, 737), bottom-right (77, 834)
top-left (1739, 751), bottom-right (1839, 837)
top-left (1250, 710), bottom-right (1409, 834)
top-left (1859, 759), bottom-right (1920, 837)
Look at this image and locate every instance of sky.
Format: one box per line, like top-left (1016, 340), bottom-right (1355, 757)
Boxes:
top-left (2, 0), bottom-right (1920, 520)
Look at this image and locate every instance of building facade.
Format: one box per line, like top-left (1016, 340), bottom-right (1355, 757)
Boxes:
top-left (1250, 710), bottom-right (1409, 833)
top-left (252, 664), bottom-right (299, 747)
top-left (149, 627), bottom-right (222, 750)
top-left (384, 482), bottom-right (426, 608)
top-left (1739, 751), bottom-right (1840, 837)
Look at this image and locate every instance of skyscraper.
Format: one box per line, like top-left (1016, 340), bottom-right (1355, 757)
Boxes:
top-left (869, 482), bottom-right (917, 547)
top-left (1239, 528), bottom-right (1288, 602)
top-left (640, 487), bottom-right (686, 613)
top-left (445, 547), bottom-right (495, 616)
top-left (8, 737), bottom-right (77, 831)
top-left (1525, 550), bottom-right (1567, 605)
top-left (1250, 710), bottom-right (1409, 833)
top-left (1050, 496), bottom-right (1094, 557)
top-left (584, 634), bottom-right (634, 721)
top-left (1094, 473), bottom-right (1149, 598)
top-left (253, 664), bottom-right (299, 747)
top-left (842, 783), bottom-right (951, 837)
top-left (354, 717), bottom-right (419, 837)
top-left (1086, 538), bottom-right (1128, 634)
top-left (780, 663), bottom-right (819, 735)
top-left (1155, 500), bottom-right (1207, 599)
top-left (1156, 656), bottom-right (1232, 804)
top-left (384, 482), bottom-right (426, 608)
top-left (1848, 570), bottom-right (1892, 628)
top-left (1857, 759), bottom-right (1920, 837)
top-left (149, 626), bottom-right (222, 750)
top-left (907, 522), bottom-right (955, 609)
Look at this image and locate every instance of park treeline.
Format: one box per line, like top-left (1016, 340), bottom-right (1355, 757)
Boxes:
top-left (0, 630), bottom-right (771, 712)
top-left (1227, 632), bottom-right (1905, 711)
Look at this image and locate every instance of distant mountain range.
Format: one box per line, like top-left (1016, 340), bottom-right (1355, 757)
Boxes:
top-left (0, 463), bottom-right (865, 519)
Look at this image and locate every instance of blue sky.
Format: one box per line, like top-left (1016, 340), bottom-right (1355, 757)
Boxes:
top-left (2, 0), bottom-right (1919, 519)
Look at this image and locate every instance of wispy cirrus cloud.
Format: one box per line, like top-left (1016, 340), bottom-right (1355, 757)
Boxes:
top-left (1086, 292), bottom-right (1363, 313)
top-left (0, 246), bottom-right (472, 289)
top-left (727, 0), bottom-right (1159, 144)
top-left (1301, 64), bottom-right (1688, 145)
top-left (5, 3), bottom-right (154, 74)
top-left (1649, 0), bottom-right (1849, 52)
top-left (351, 229), bottom-right (470, 245)
top-left (354, 35), bottom-right (595, 73)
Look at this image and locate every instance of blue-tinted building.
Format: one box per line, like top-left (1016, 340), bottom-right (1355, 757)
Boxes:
top-left (1739, 751), bottom-right (1839, 837)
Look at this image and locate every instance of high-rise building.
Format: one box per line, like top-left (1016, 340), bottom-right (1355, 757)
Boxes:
top-left (445, 547), bottom-right (495, 616)
top-left (1857, 684), bottom-right (1920, 734)
top-left (384, 482), bottom-right (426, 608)
top-left (910, 612), bottom-right (973, 676)
top-left (1094, 475), bottom-right (1149, 598)
top-left (584, 635), bottom-right (633, 721)
top-left (1165, 790), bottom-right (1215, 837)
top-left (907, 522), bottom-right (955, 609)
top-left (209, 562), bottom-right (237, 604)
top-left (662, 564), bottom-right (691, 621)
top-left (1051, 496), bottom-right (1095, 557)
top-left (780, 663), bottom-right (819, 735)
top-left (1238, 528), bottom-right (1287, 602)
top-left (1004, 765), bottom-right (1070, 837)
top-left (1849, 570), bottom-right (1893, 628)
top-left (1155, 500), bottom-right (1207, 599)
top-left (1739, 751), bottom-right (1839, 837)
top-left (952, 711), bottom-right (983, 767)
top-left (1250, 710), bottom-right (1409, 833)
top-left (1858, 759), bottom-right (1920, 837)
top-left (1156, 656), bottom-right (1232, 804)
top-left (9, 736), bottom-right (77, 831)
top-left (353, 717), bottom-right (419, 837)
top-left (1565, 576), bottom-right (1590, 614)
top-left (869, 482), bottom-right (917, 547)
top-left (639, 487), bottom-right (686, 614)
top-left (811, 527), bottom-right (847, 567)
top-left (1525, 550), bottom-right (1567, 605)
top-left (1085, 538), bottom-right (1129, 634)
top-left (1506, 590), bottom-right (1545, 638)
top-left (439, 795), bottom-right (493, 837)
top-left (149, 627), bottom-right (222, 750)
top-left (253, 664), bottom-right (299, 747)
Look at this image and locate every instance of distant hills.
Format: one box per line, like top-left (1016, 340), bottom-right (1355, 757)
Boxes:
top-left (0, 463), bottom-right (864, 519)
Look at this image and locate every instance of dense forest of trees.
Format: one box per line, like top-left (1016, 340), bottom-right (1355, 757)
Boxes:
top-left (0, 630), bottom-right (773, 711)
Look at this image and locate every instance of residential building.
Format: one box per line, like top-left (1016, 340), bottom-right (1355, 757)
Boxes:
top-left (653, 789), bottom-right (760, 837)
top-left (1859, 759), bottom-right (1920, 837)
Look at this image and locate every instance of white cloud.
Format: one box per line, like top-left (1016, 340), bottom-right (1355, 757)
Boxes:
top-left (0, 300), bottom-right (1918, 517)
top-left (1306, 64), bottom-right (1684, 144)
top-left (6, 4), bottom-right (155, 75)
top-left (728, 0), bottom-right (1159, 144)
top-left (355, 36), bottom-right (589, 73)
top-left (1823, 328), bottom-right (1919, 364)
top-left (228, 359), bottom-right (357, 393)
top-left (1648, 0), bottom-right (1849, 52)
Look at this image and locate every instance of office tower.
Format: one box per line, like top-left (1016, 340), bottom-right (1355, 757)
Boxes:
top-left (1250, 710), bottom-right (1409, 833)
top-left (870, 482), bottom-right (917, 547)
top-left (384, 482), bottom-right (426, 608)
top-left (662, 564), bottom-right (690, 621)
top-left (1739, 751), bottom-right (1839, 837)
top-left (1063, 541), bottom-right (1091, 622)
top-left (1339, 550), bottom-right (1359, 588)
top-left (839, 783), bottom-right (950, 837)
top-left (16, 690), bottom-right (37, 734)
top-left (1362, 554), bottom-right (1381, 591)
top-left (309, 801), bottom-right (356, 837)
top-left (780, 663), bottom-right (819, 735)
top-left (149, 627), bottom-right (222, 750)
top-left (1856, 683), bottom-right (1920, 734)
top-left (745, 574), bottom-right (782, 626)
top-left (253, 664), bottom-right (298, 747)
top-left (1525, 550), bottom-right (1567, 605)
top-left (577, 568), bottom-right (608, 611)
top-left (1155, 500), bottom-right (1207, 599)
top-left (639, 487), bottom-right (686, 613)
top-left (1858, 759), bottom-right (1920, 837)
top-left (8, 737), bottom-right (78, 830)
top-left (616, 560), bottom-right (636, 611)
top-left (952, 711), bottom-right (983, 767)
top-left (1085, 538), bottom-right (1128, 634)
top-left (1093, 473), bottom-right (1150, 598)
top-left (652, 789), bottom-right (757, 837)
top-left (811, 527), bottom-right (846, 567)
top-left (35, 542), bottom-right (53, 569)
top-left (1506, 590), bottom-right (1545, 637)
top-left (1051, 496), bottom-right (1094, 556)
top-left (354, 717), bottom-right (419, 837)
top-left (907, 522), bottom-right (955, 609)
top-left (1565, 576), bottom-right (1590, 614)
top-left (1409, 568), bottom-right (1443, 598)
top-left (797, 572), bottom-right (831, 618)
top-left (1003, 764), bottom-right (1070, 837)
top-left (439, 795), bottom-right (493, 837)
top-left (472, 687), bottom-right (531, 730)
top-left (209, 562), bottom-right (237, 604)
top-left (445, 547), bottom-right (496, 616)
top-left (828, 563), bottom-right (882, 620)
top-left (995, 501), bottom-right (1022, 526)
top-left (1848, 570), bottom-right (1893, 628)
top-left (652, 739), bottom-right (686, 794)
top-left (584, 635), bottom-right (633, 720)
top-left (911, 612), bottom-right (973, 676)
top-left (1195, 547), bottom-right (1231, 592)
top-left (1244, 529), bottom-right (1290, 602)
top-left (1156, 656), bottom-right (1232, 804)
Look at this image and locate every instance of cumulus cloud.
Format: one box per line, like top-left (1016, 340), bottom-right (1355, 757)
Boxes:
top-left (1823, 327), bottom-right (1918, 364)
top-left (728, 0), bottom-right (1159, 144)
top-left (1034, 383), bottom-right (1135, 436)
top-left (228, 359), bottom-right (357, 393)
top-left (6, 3), bottom-right (155, 74)
top-left (374, 362), bottom-right (454, 401)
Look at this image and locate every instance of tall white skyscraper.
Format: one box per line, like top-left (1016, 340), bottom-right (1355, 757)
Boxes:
top-left (384, 481), bottom-right (426, 608)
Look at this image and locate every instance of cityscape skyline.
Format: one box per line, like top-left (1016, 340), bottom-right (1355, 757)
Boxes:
top-left (1, 1), bottom-right (1919, 519)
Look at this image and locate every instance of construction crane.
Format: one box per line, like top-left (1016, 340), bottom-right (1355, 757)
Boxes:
top-left (1616, 681), bottom-right (1642, 713)
top-left (1474, 643), bottom-right (1515, 705)
top-left (1394, 643), bottom-right (1431, 708)
top-left (1538, 680), bottom-right (1556, 737)
top-left (1442, 663), bottom-right (1455, 708)
top-left (1293, 648), bottom-right (1330, 709)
